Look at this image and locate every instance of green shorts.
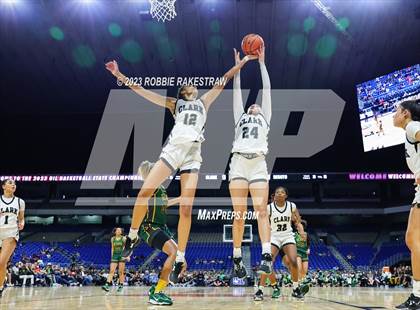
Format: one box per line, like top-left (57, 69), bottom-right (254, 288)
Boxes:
top-left (140, 224), bottom-right (173, 251)
top-left (297, 250), bottom-right (308, 262)
top-left (111, 253), bottom-right (125, 263)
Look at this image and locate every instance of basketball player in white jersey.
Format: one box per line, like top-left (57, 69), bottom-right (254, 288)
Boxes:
top-left (254, 187), bottom-right (307, 300)
top-left (105, 55), bottom-right (257, 283)
top-left (0, 179), bottom-right (25, 296)
top-left (393, 99), bottom-right (420, 310)
top-left (229, 46), bottom-right (273, 278)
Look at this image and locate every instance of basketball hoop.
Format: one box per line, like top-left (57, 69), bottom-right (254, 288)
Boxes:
top-left (149, 0), bottom-right (177, 22)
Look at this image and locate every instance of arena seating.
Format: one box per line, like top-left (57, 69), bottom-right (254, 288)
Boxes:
top-left (141, 242), bottom-right (233, 271)
top-left (336, 233), bottom-right (378, 244)
top-left (59, 242), bottom-right (154, 267)
top-left (307, 243), bottom-right (343, 270)
top-left (13, 234), bottom-right (411, 272)
top-left (371, 241), bottom-right (410, 266)
top-left (188, 233), bottom-right (223, 243)
top-left (13, 242), bottom-right (71, 265)
top-left (24, 232), bottom-right (85, 243)
top-left (335, 243), bottom-right (374, 268)
top-left (185, 243), bottom-right (233, 270)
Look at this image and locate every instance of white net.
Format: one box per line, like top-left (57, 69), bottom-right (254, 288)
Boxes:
top-left (149, 0), bottom-right (177, 22)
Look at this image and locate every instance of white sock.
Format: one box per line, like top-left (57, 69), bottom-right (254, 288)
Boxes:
top-left (292, 282), bottom-right (298, 289)
top-left (233, 247), bottom-right (242, 258)
top-left (262, 243), bottom-right (271, 255)
top-left (413, 279), bottom-right (420, 298)
top-left (128, 228), bottom-right (138, 240)
top-left (176, 251), bottom-right (185, 263)
top-left (258, 285), bottom-right (264, 291)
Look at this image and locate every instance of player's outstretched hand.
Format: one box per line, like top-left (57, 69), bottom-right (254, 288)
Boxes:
top-left (105, 60), bottom-right (119, 75)
top-left (233, 48), bottom-right (241, 65)
top-left (242, 54), bottom-right (258, 63)
top-left (257, 46), bottom-right (265, 63)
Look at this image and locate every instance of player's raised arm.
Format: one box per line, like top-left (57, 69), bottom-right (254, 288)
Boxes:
top-left (258, 46), bottom-right (272, 124)
top-left (200, 54), bottom-right (257, 110)
top-left (105, 60), bottom-right (177, 114)
top-left (233, 48), bottom-right (245, 125)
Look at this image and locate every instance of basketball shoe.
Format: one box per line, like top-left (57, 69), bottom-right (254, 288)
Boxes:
top-left (233, 257), bottom-right (247, 279)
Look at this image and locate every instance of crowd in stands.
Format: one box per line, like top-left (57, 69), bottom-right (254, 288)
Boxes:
top-left (6, 246), bottom-right (412, 289)
top-left (5, 261), bottom-right (230, 288)
top-left (290, 266), bottom-right (412, 288)
top-left (6, 237), bottom-right (412, 289)
top-left (357, 64), bottom-right (420, 111)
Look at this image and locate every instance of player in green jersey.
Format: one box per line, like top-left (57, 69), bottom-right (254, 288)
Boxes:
top-left (102, 227), bottom-right (128, 293)
top-left (138, 161), bottom-right (181, 306)
top-left (295, 220), bottom-right (310, 281)
top-left (283, 219), bottom-right (310, 296)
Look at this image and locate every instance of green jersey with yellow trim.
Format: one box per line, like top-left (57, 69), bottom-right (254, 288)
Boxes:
top-left (144, 186), bottom-right (168, 227)
top-left (295, 232), bottom-right (308, 251)
top-left (112, 236), bottom-right (124, 256)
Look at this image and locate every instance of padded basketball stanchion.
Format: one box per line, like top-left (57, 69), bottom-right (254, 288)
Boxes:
top-left (149, 0), bottom-right (177, 22)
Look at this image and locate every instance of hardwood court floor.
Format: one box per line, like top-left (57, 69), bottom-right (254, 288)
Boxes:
top-left (0, 286), bottom-right (409, 309)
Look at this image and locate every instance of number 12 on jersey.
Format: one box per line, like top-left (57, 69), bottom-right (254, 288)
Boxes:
top-left (183, 113), bottom-right (197, 126)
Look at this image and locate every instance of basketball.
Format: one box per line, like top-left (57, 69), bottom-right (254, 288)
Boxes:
top-left (241, 34), bottom-right (264, 55)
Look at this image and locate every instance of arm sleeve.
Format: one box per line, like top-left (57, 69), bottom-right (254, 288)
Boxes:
top-left (18, 198), bottom-right (25, 211)
top-left (259, 62), bottom-right (272, 123)
top-left (406, 121), bottom-right (420, 142)
top-left (233, 71), bottom-right (244, 125)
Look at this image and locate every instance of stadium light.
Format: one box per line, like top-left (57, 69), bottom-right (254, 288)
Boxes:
top-left (0, 0), bottom-right (21, 5)
top-left (69, 0), bottom-right (103, 14)
top-left (72, 0), bottom-right (98, 5)
top-left (310, 0), bottom-right (353, 42)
